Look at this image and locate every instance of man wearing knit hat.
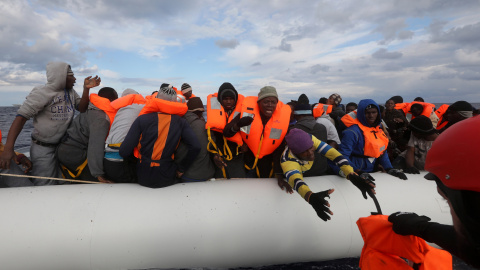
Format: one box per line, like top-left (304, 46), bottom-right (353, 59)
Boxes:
top-left (438, 100), bottom-right (473, 134)
top-left (181, 83), bottom-right (194, 100)
top-left (224, 86), bottom-right (291, 180)
top-left (174, 97), bottom-right (215, 182)
top-left (120, 83), bottom-right (200, 188)
top-left (281, 128), bottom-right (376, 221)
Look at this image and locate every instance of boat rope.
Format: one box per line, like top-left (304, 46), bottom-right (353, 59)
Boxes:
top-left (0, 173), bottom-right (103, 184)
top-left (367, 189), bottom-right (382, 215)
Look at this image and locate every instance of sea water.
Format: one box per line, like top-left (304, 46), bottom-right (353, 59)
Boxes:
top-left (0, 105), bottom-right (477, 270)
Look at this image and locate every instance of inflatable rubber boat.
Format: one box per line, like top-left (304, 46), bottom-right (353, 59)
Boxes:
top-left (0, 172), bottom-right (451, 270)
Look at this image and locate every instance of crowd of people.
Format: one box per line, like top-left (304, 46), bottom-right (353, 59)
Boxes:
top-left (0, 61), bottom-right (479, 268)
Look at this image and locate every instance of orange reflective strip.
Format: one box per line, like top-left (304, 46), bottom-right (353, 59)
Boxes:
top-left (151, 114), bottom-right (171, 161)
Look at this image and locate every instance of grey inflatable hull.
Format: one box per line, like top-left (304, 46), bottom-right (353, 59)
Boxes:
top-left (0, 172), bottom-right (451, 269)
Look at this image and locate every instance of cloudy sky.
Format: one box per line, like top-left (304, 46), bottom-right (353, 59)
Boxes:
top-left (1, 0), bottom-right (479, 106)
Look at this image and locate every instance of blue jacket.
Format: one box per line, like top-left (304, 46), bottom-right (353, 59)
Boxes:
top-left (329, 99), bottom-right (392, 174)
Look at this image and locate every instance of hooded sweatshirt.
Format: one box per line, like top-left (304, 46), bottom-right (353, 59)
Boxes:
top-left (330, 99), bottom-right (392, 174)
top-left (17, 62), bottom-right (81, 144)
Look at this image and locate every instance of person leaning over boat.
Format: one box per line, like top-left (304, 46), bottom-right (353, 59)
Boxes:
top-left (0, 130), bottom-right (34, 187)
top-left (281, 128), bottom-right (376, 221)
top-left (206, 82), bottom-right (248, 178)
top-left (0, 62), bottom-right (101, 185)
top-left (174, 97), bottom-right (215, 182)
top-left (388, 116), bottom-right (480, 268)
top-left (330, 99), bottom-right (408, 181)
top-left (57, 87), bottom-right (118, 183)
top-left (289, 103), bottom-right (329, 178)
top-left (224, 86), bottom-right (291, 182)
top-left (119, 84), bottom-right (200, 188)
top-left (103, 89), bottom-right (146, 183)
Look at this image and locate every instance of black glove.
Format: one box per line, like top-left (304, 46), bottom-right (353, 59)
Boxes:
top-left (308, 190), bottom-right (333, 221)
top-left (388, 211), bottom-right (432, 237)
top-left (237, 116), bottom-right (254, 127)
top-left (387, 168), bottom-right (408, 180)
top-left (349, 173), bottom-right (375, 199)
top-left (404, 166), bottom-right (420, 174)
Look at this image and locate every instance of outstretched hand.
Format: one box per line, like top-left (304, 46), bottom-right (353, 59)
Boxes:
top-left (348, 172), bottom-right (376, 199)
top-left (0, 149), bottom-right (14, 170)
top-left (15, 154), bottom-right (32, 174)
top-left (84, 76), bottom-right (101, 89)
top-left (308, 189), bottom-right (334, 221)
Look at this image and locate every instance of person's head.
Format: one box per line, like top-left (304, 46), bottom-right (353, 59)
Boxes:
top-left (409, 115), bottom-right (436, 139)
top-left (121, 88), bottom-right (139, 97)
top-left (217, 82), bottom-right (238, 111)
top-left (293, 103), bottom-right (312, 121)
top-left (318, 97), bottom-right (328, 104)
top-left (385, 99), bottom-right (395, 111)
top-left (424, 116), bottom-right (480, 253)
top-left (157, 83), bottom-right (177, 102)
top-left (187, 97), bottom-right (205, 118)
top-left (345, 102), bottom-right (358, 114)
top-left (285, 128), bottom-right (315, 161)
top-left (414, 97), bottom-right (424, 102)
top-left (98, 87), bottom-right (118, 102)
top-left (327, 93), bottom-right (342, 107)
top-left (297, 94), bottom-right (309, 105)
top-left (410, 103), bottom-right (424, 117)
top-left (65, 65), bottom-right (76, 90)
top-left (181, 83), bottom-right (193, 100)
top-left (444, 101), bottom-right (473, 125)
top-left (389, 95), bottom-right (403, 104)
top-left (357, 99), bottom-right (381, 127)
top-left (257, 86), bottom-right (278, 118)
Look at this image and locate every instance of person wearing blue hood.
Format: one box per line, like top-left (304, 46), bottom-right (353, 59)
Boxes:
top-left (329, 99), bottom-right (407, 180)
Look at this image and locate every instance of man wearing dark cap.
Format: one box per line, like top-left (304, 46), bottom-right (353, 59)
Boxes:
top-left (438, 100), bottom-right (473, 134)
top-left (175, 97), bottom-right (215, 182)
top-left (205, 82), bottom-right (248, 178)
top-left (120, 84), bottom-right (200, 188)
top-left (393, 115), bottom-right (438, 174)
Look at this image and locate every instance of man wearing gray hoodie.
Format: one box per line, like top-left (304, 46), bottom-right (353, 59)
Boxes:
top-left (0, 62), bottom-right (101, 185)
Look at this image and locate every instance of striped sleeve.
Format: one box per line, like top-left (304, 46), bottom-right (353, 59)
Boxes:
top-left (312, 135), bottom-right (354, 177)
top-left (280, 148), bottom-right (311, 199)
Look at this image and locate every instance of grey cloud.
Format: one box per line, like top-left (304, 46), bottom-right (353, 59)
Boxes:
top-left (215, 39), bottom-right (240, 49)
top-left (428, 71), bottom-right (456, 80)
top-left (372, 48), bottom-right (403, 59)
top-left (278, 39), bottom-right (292, 52)
top-left (382, 63), bottom-right (403, 71)
top-left (458, 70), bottom-right (480, 80)
top-left (398, 30), bottom-right (414, 40)
top-left (252, 62), bottom-right (261, 66)
top-left (310, 64), bottom-right (330, 74)
top-left (431, 22), bottom-right (480, 46)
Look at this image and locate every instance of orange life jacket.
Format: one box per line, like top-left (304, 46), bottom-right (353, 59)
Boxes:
top-left (239, 96), bottom-right (291, 162)
top-left (404, 102), bottom-right (436, 122)
top-left (312, 103), bottom-right (333, 118)
top-left (89, 94), bottom-right (117, 128)
top-left (341, 111), bottom-right (389, 158)
top-left (110, 94), bottom-right (146, 110)
top-left (395, 102), bottom-right (409, 112)
top-left (206, 93), bottom-right (244, 146)
top-left (138, 95), bottom-right (188, 117)
top-left (435, 104), bottom-right (449, 130)
top-left (357, 215), bottom-right (452, 270)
